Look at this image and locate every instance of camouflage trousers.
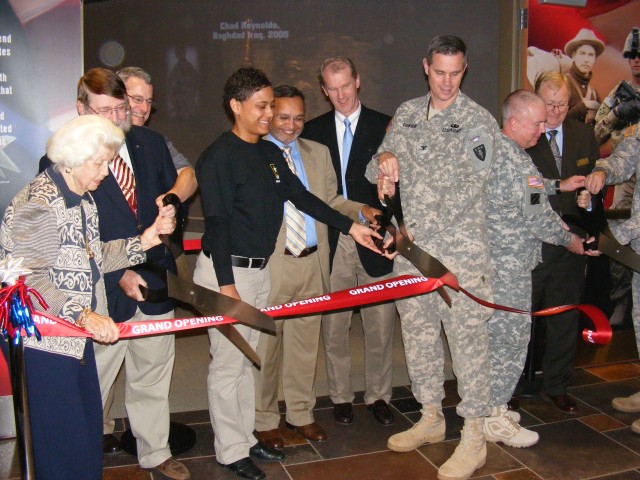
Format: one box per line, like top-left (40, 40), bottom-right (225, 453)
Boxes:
top-left (395, 259), bottom-right (492, 418)
top-left (488, 271), bottom-right (531, 407)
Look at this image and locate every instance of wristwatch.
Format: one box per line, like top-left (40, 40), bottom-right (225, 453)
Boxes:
top-left (555, 180), bottom-right (562, 194)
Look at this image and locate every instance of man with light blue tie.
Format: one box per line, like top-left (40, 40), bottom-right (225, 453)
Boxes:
top-left (254, 85), bottom-right (380, 449)
top-left (301, 57), bottom-right (397, 426)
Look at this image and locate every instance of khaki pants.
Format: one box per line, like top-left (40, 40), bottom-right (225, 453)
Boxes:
top-left (94, 308), bottom-right (175, 469)
top-left (193, 251), bottom-right (271, 465)
top-left (322, 234), bottom-right (396, 405)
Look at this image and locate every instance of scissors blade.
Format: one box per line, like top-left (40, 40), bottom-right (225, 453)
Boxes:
top-left (215, 323), bottom-right (261, 368)
top-left (599, 229), bottom-right (640, 273)
top-left (166, 273), bottom-right (276, 334)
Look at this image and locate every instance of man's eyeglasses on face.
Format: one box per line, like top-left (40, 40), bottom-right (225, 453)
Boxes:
top-left (275, 114), bottom-right (305, 124)
top-left (545, 102), bottom-right (569, 111)
top-left (127, 94), bottom-right (154, 106)
top-left (88, 103), bottom-right (130, 118)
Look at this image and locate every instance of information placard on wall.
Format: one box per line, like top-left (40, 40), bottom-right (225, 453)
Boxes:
top-left (0, 0), bottom-right (82, 216)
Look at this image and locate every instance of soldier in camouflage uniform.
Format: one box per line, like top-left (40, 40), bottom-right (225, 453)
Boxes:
top-left (365, 35), bottom-right (497, 480)
top-left (594, 27), bottom-right (640, 147)
top-left (594, 27), bottom-right (640, 329)
top-left (484, 90), bottom-right (583, 449)
top-left (586, 125), bottom-right (640, 432)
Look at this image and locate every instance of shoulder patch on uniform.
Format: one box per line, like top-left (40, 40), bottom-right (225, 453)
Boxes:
top-left (530, 192), bottom-right (541, 206)
top-left (576, 157), bottom-right (589, 167)
top-left (473, 143), bottom-right (486, 161)
top-left (528, 176), bottom-right (543, 188)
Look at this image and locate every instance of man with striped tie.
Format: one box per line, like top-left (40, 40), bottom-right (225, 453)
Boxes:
top-left (254, 85), bottom-right (381, 449)
top-left (41, 68), bottom-right (189, 480)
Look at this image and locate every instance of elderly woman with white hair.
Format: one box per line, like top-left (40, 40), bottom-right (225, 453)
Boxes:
top-left (0, 115), bottom-right (176, 479)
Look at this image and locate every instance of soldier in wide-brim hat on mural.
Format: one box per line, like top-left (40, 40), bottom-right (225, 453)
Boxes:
top-left (564, 28), bottom-right (605, 125)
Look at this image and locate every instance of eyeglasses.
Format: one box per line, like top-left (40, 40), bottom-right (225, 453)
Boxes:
top-left (627, 52), bottom-right (639, 60)
top-left (127, 94), bottom-right (154, 107)
top-left (545, 101), bottom-right (569, 111)
top-left (87, 103), bottom-right (130, 118)
top-left (275, 114), bottom-right (305, 124)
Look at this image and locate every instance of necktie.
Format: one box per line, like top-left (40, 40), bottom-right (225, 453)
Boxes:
top-left (342, 118), bottom-right (353, 198)
top-left (548, 130), bottom-right (562, 175)
top-left (282, 146), bottom-right (306, 256)
top-left (112, 154), bottom-right (137, 216)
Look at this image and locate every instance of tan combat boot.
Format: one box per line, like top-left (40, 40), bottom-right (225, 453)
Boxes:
top-left (387, 405), bottom-right (445, 452)
top-left (483, 405), bottom-right (539, 448)
top-left (437, 418), bottom-right (486, 480)
top-left (612, 390), bottom-right (640, 413)
top-left (631, 419), bottom-right (640, 434)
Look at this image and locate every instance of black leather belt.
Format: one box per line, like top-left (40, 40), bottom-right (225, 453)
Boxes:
top-left (203, 251), bottom-right (269, 269)
top-left (284, 245), bottom-right (318, 258)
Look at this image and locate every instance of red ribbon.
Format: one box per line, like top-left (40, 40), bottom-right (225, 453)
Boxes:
top-left (22, 275), bottom-right (611, 345)
top-left (459, 287), bottom-right (612, 345)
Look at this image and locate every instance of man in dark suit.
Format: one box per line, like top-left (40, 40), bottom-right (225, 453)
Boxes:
top-left (255, 85), bottom-right (380, 449)
top-left (526, 71), bottom-right (603, 415)
top-left (41, 68), bottom-right (190, 480)
top-left (300, 57), bottom-right (396, 426)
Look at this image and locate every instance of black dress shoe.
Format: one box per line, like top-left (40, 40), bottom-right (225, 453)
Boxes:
top-left (333, 402), bottom-right (354, 425)
top-left (102, 433), bottom-right (122, 455)
top-left (249, 442), bottom-right (285, 462)
top-left (367, 399), bottom-right (395, 425)
top-left (220, 457), bottom-right (265, 480)
top-left (547, 393), bottom-right (578, 415)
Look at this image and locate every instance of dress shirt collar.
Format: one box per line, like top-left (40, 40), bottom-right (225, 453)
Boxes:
top-left (265, 134), bottom-right (299, 155)
top-left (334, 101), bottom-right (362, 127)
top-left (546, 124), bottom-right (564, 138)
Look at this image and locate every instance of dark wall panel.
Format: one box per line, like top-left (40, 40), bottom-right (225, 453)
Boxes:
top-left (84, 0), bottom-right (501, 166)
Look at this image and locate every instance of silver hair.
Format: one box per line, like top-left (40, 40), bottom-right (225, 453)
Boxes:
top-left (47, 115), bottom-right (124, 169)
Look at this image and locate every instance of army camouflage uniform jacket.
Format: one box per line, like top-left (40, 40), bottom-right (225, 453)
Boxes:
top-left (486, 134), bottom-right (573, 278)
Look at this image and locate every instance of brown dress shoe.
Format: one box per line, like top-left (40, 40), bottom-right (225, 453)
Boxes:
top-left (286, 421), bottom-right (328, 442)
top-left (102, 433), bottom-right (122, 455)
top-left (333, 402), bottom-right (354, 424)
top-left (149, 457), bottom-right (191, 480)
top-left (547, 393), bottom-right (578, 415)
top-left (255, 429), bottom-right (284, 450)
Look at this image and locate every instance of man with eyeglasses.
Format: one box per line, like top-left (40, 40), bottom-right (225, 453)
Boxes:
top-left (40, 67), bottom-right (190, 480)
top-left (526, 71), bottom-right (603, 416)
top-left (90, 67), bottom-right (198, 463)
top-left (116, 67), bottom-right (197, 202)
top-left (254, 85), bottom-right (380, 449)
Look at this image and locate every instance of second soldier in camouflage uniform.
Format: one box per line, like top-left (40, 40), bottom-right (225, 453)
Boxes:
top-left (484, 90), bottom-right (582, 449)
top-left (366, 35), bottom-right (497, 480)
top-left (586, 125), bottom-right (640, 432)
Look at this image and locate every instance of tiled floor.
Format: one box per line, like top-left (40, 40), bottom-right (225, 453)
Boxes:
top-left (4, 363), bottom-right (640, 479)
